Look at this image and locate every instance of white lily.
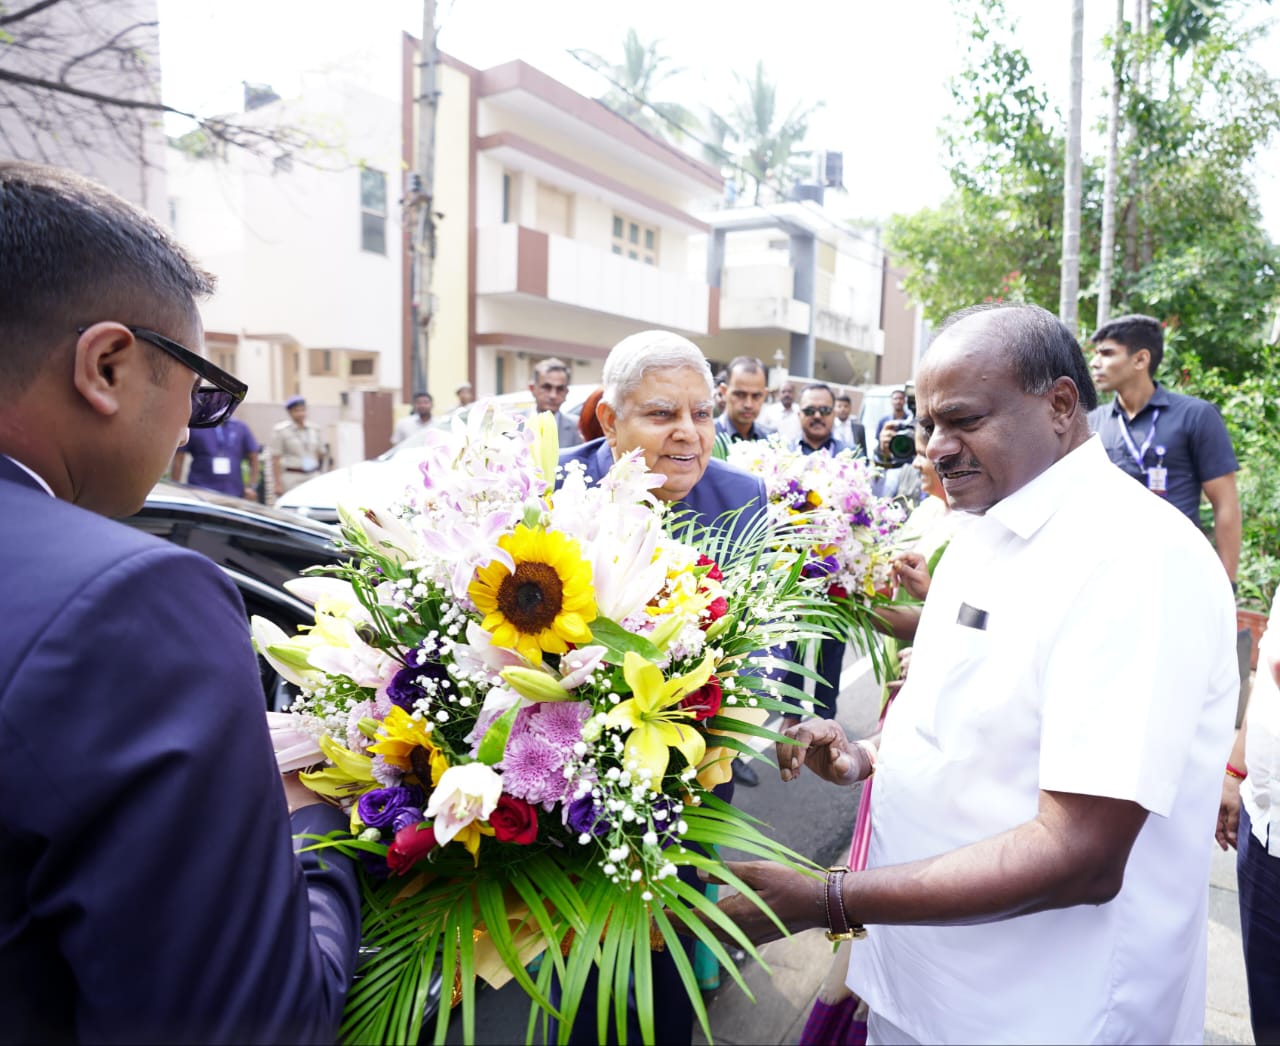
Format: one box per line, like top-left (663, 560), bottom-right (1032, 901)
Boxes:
top-left (425, 762), bottom-right (504, 846)
top-left (250, 616), bottom-right (325, 689)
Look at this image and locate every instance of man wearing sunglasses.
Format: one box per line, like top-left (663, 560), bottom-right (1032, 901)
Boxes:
top-left (781, 383), bottom-right (854, 727)
top-left (0, 161), bottom-right (359, 1042)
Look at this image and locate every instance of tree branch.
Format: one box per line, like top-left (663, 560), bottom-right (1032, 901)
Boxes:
top-left (0, 0), bottom-right (65, 28)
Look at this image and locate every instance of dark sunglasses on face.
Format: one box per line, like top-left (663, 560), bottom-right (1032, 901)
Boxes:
top-left (801, 405), bottom-right (833, 417)
top-left (77, 325), bottom-right (247, 428)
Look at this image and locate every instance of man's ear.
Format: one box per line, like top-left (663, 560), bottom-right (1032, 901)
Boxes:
top-left (1133, 348), bottom-right (1151, 373)
top-left (597, 399), bottom-right (618, 448)
top-left (72, 323), bottom-right (136, 419)
top-left (1049, 376), bottom-right (1082, 432)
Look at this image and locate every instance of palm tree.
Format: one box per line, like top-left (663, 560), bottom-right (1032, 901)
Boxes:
top-left (569, 29), bottom-right (694, 142)
top-left (1060, 0), bottom-right (1084, 331)
top-left (724, 61), bottom-right (822, 205)
top-left (1097, 0), bottom-right (1126, 329)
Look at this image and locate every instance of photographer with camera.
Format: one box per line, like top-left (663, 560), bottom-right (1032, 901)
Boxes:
top-left (873, 409), bottom-right (923, 503)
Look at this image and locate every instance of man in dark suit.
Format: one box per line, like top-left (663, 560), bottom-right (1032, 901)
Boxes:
top-left (554, 329), bottom-right (770, 1044)
top-left (0, 161), bottom-right (360, 1042)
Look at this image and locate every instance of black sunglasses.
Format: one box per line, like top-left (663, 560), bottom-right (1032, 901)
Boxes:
top-left (78, 325), bottom-right (247, 428)
top-left (801, 405), bottom-right (833, 417)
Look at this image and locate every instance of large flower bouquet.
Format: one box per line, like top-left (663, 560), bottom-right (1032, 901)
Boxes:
top-left (255, 408), bottom-right (831, 1045)
top-left (724, 438), bottom-right (908, 679)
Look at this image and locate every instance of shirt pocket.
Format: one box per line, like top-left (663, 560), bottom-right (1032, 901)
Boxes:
top-left (913, 619), bottom-right (995, 752)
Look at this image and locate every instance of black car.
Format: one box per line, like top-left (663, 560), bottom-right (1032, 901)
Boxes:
top-left (123, 481), bottom-right (342, 710)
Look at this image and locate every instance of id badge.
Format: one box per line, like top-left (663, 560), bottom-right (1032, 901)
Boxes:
top-left (300, 454), bottom-right (319, 472)
top-left (1147, 466), bottom-right (1168, 494)
top-left (211, 455), bottom-right (233, 475)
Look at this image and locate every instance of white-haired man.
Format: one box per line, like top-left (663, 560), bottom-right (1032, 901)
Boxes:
top-left (555, 329), bottom-right (770, 1044)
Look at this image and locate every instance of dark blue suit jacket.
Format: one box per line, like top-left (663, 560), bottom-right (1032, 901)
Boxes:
top-left (558, 438), bottom-right (768, 552)
top-left (0, 456), bottom-right (360, 1044)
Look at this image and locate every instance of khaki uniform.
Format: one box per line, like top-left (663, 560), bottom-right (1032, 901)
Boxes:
top-left (271, 420), bottom-right (327, 494)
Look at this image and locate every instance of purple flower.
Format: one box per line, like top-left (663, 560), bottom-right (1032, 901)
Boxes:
top-left (387, 648), bottom-right (453, 711)
top-left (802, 554), bottom-right (840, 580)
top-left (390, 807), bottom-right (425, 832)
top-left (357, 786), bottom-right (424, 829)
top-left (565, 796), bottom-right (609, 838)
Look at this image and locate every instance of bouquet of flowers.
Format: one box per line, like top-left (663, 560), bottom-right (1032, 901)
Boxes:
top-left (724, 438), bottom-right (908, 678)
top-left (255, 407), bottom-right (832, 1045)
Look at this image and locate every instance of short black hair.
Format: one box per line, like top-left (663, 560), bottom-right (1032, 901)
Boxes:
top-left (413, 391), bottom-right (432, 399)
top-left (0, 161), bottom-right (215, 395)
top-left (939, 303), bottom-right (1098, 412)
top-left (800, 382), bottom-right (835, 403)
top-left (723, 356), bottom-right (767, 381)
top-left (836, 393), bottom-right (852, 404)
top-left (1091, 314), bottom-right (1164, 374)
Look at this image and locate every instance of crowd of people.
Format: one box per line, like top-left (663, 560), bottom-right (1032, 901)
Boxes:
top-left (3, 157), bottom-right (1273, 1046)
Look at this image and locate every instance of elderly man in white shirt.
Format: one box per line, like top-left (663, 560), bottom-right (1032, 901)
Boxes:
top-left (711, 302), bottom-right (1238, 1045)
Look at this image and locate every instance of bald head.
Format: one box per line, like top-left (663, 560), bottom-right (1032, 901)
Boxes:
top-left (915, 304), bottom-right (1092, 514)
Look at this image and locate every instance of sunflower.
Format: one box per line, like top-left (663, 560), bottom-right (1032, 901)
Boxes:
top-left (469, 524), bottom-right (597, 665)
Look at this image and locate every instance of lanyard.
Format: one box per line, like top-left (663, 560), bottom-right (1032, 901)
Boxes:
top-left (1116, 409), bottom-right (1159, 469)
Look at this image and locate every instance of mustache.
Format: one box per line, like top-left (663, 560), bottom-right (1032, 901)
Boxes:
top-left (936, 455), bottom-right (981, 475)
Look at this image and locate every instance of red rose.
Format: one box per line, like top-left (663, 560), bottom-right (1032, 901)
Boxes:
top-left (827, 584), bottom-right (848, 599)
top-left (704, 596), bottom-right (728, 623)
top-left (387, 821), bottom-right (437, 875)
top-left (696, 554), bottom-right (724, 582)
top-left (489, 794), bottom-right (539, 845)
top-left (680, 676), bottom-right (723, 721)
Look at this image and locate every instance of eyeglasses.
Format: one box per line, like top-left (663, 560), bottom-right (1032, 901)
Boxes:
top-left (538, 383), bottom-right (569, 394)
top-left (800, 406), bottom-right (833, 417)
top-left (79, 325), bottom-right (247, 428)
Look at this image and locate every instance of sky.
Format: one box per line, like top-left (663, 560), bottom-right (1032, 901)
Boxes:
top-left (158, 0), bottom-right (1280, 233)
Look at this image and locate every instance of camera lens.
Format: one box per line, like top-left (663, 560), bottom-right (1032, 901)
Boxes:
top-left (888, 432), bottom-right (915, 459)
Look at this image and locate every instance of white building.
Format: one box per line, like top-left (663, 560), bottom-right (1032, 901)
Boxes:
top-left (167, 63), bottom-right (405, 463)
top-left (696, 200), bottom-right (887, 387)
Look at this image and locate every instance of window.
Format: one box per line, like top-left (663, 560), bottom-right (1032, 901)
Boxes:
top-left (209, 345), bottom-right (236, 375)
top-left (360, 168), bottom-right (387, 254)
top-left (611, 214), bottom-right (657, 265)
top-left (349, 357), bottom-right (376, 377)
top-left (309, 349), bottom-right (335, 376)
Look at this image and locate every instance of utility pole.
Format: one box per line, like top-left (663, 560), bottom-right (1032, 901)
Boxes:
top-left (409, 0), bottom-right (438, 399)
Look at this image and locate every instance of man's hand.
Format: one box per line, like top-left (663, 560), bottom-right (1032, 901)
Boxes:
top-left (1217, 775), bottom-right (1242, 851)
top-left (776, 718), bottom-right (868, 785)
top-left (704, 861), bottom-right (827, 946)
top-left (892, 551), bottom-right (931, 602)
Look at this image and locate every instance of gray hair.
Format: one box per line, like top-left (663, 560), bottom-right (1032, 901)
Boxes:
top-left (601, 330), bottom-right (714, 409)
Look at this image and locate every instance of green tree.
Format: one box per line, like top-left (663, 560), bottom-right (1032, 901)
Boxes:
top-left (887, 0), bottom-right (1279, 381)
top-left (887, 0), bottom-right (1097, 321)
top-left (721, 60), bottom-right (821, 205)
top-left (570, 29), bottom-right (694, 143)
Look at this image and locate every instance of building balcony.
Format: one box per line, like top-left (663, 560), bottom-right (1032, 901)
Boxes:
top-left (476, 223), bottom-right (710, 335)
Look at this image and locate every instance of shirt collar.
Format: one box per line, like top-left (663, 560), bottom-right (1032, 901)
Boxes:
top-left (0, 454), bottom-right (55, 497)
top-left (983, 435), bottom-right (1105, 541)
top-left (1101, 382), bottom-right (1170, 417)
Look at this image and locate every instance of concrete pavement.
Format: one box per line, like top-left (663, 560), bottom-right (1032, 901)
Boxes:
top-left (696, 651), bottom-right (1257, 1045)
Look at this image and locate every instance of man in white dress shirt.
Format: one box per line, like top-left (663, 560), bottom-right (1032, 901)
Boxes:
top-left (712, 302), bottom-right (1238, 1044)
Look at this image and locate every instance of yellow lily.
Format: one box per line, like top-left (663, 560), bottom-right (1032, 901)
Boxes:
top-left (299, 735), bottom-right (378, 800)
top-left (605, 651), bottom-right (713, 791)
top-left (529, 411), bottom-right (560, 488)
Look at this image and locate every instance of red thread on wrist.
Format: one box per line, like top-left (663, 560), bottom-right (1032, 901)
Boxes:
top-left (1226, 762), bottom-right (1248, 781)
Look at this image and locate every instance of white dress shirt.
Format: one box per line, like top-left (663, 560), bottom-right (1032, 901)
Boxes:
top-left (849, 436), bottom-right (1238, 1044)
